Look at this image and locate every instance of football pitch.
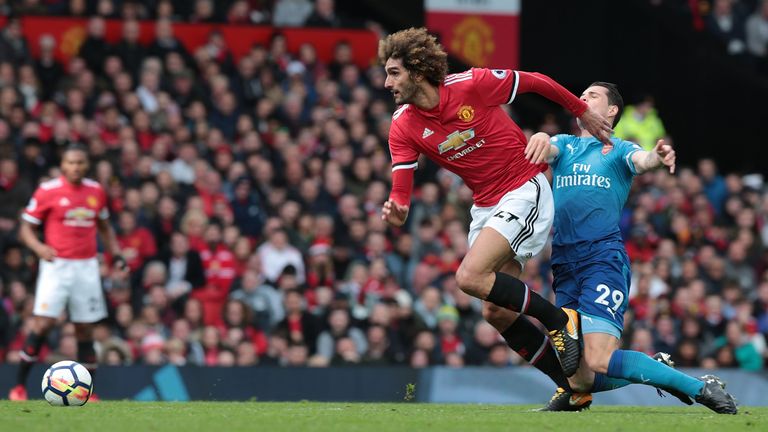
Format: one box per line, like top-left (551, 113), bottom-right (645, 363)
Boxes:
top-left (2, 401), bottom-right (765, 432)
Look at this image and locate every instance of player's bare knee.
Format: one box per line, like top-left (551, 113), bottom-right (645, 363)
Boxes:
top-left (455, 265), bottom-right (485, 297)
top-left (583, 347), bottom-right (610, 374)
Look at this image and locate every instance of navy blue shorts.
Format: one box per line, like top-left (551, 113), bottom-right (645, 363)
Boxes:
top-left (552, 248), bottom-right (631, 338)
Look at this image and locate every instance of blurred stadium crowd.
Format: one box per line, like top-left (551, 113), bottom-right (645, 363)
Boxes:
top-left (0, 0), bottom-right (766, 372)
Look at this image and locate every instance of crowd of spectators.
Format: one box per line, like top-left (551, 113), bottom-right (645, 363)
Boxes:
top-left (701, 0), bottom-right (766, 64)
top-left (0, 3), bottom-right (766, 373)
top-left (0, 0), bottom-right (372, 31)
top-left (668, 0), bottom-right (768, 72)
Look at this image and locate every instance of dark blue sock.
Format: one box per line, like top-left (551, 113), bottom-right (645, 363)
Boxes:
top-left (607, 350), bottom-right (704, 398)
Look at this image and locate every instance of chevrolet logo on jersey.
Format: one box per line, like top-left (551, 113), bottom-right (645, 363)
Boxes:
top-left (438, 129), bottom-right (475, 154)
top-left (65, 207), bottom-right (95, 220)
top-left (63, 207), bottom-right (96, 227)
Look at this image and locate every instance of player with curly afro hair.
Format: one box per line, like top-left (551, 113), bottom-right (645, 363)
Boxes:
top-left (378, 26), bottom-right (615, 411)
top-left (378, 27), bottom-right (448, 87)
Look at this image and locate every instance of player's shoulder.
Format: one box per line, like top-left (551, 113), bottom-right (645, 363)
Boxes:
top-left (81, 178), bottom-right (103, 190)
top-left (552, 133), bottom-right (576, 141)
top-left (391, 104), bottom-right (411, 122)
top-left (390, 104), bottom-right (415, 138)
top-left (447, 67), bottom-right (513, 85)
top-left (38, 177), bottom-right (64, 191)
top-left (611, 137), bottom-right (642, 151)
top-left (444, 69), bottom-right (474, 87)
top-left (551, 134), bottom-right (577, 145)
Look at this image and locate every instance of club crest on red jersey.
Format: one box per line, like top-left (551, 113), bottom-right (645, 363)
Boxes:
top-left (457, 105), bottom-right (475, 122)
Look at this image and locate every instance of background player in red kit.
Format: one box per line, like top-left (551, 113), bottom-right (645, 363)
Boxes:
top-left (378, 28), bottom-right (613, 388)
top-left (8, 144), bottom-right (125, 401)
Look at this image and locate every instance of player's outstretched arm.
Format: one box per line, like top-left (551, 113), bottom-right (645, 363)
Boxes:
top-left (18, 220), bottom-right (56, 261)
top-left (631, 139), bottom-right (676, 174)
top-left (525, 132), bottom-right (559, 164)
top-left (516, 71), bottom-right (613, 145)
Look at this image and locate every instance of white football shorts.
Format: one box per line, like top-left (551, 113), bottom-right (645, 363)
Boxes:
top-left (467, 172), bottom-right (554, 266)
top-left (33, 257), bottom-right (107, 323)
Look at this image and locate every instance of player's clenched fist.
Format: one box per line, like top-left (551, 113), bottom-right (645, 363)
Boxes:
top-left (381, 199), bottom-right (409, 227)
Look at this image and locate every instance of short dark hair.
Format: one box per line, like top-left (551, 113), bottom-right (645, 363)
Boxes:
top-left (378, 27), bottom-right (448, 87)
top-left (62, 142), bottom-right (89, 157)
top-left (589, 81), bottom-right (624, 128)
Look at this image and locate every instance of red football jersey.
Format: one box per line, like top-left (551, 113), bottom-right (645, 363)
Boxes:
top-left (389, 68), bottom-right (548, 207)
top-left (22, 176), bottom-right (109, 259)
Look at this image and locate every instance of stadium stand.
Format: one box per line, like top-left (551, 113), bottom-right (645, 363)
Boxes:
top-left (0, 0), bottom-right (765, 374)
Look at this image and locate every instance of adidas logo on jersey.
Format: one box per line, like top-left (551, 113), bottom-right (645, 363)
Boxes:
top-left (422, 128), bottom-right (434, 139)
top-left (59, 197), bottom-right (71, 206)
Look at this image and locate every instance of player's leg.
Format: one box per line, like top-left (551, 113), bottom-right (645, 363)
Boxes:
top-left (567, 348), bottom-right (688, 399)
top-left (458, 228), bottom-right (570, 331)
top-left (461, 173), bottom-right (580, 376)
top-left (577, 250), bottom-right (736, 414)
top-left (11, 259), bottom-right (65, 400)
top-left (569, 250), bottom-right (651, 394)
top-left (72, 319), bottom-right (101, 402)
top-left (491, 305), bottom-right (574, 392)
top-left (538, 262), bottom-right (594, 411)
top-left (457, 175), bottom-right (578, 377)
top-left (68, 258), bottom-right (108, 385)
top-left (549, 253), bottom-right (689, 408)
top-left (582, 332), bottom-right (737, 413)
top-left (583, 331), bottom-right (714, 401)
top-left (73, 323), bottom-right (98, 369)
top-left (563, 317), bottom-right (634, 395)
top-left (485, 260), bottom-right (571, 392)
top-left (575, 333), bottom-right (627, 390)
top-left (11, 315), bottom-right (57, 400)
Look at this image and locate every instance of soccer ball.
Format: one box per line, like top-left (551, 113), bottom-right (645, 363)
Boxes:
top-left (41, 360), bottom-right (93, 406)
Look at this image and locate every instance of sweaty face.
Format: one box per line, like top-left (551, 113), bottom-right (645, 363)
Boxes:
top-left (61, 149), bottom-right (88, 183)
top-left (384, 58), bottom-right (419, 105)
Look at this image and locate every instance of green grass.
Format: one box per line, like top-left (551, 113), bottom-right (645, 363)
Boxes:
top-left (2, 402), bottom-right (765, 432)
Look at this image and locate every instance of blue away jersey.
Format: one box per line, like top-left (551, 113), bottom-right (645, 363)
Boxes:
top-left (549, 135), bottom-right (642, 264)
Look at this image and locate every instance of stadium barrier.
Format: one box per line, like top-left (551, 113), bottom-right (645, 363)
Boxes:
top-left (2, 365), bottom-right (766, 405)
top-left (3, 16), bottom-right (379, 68)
